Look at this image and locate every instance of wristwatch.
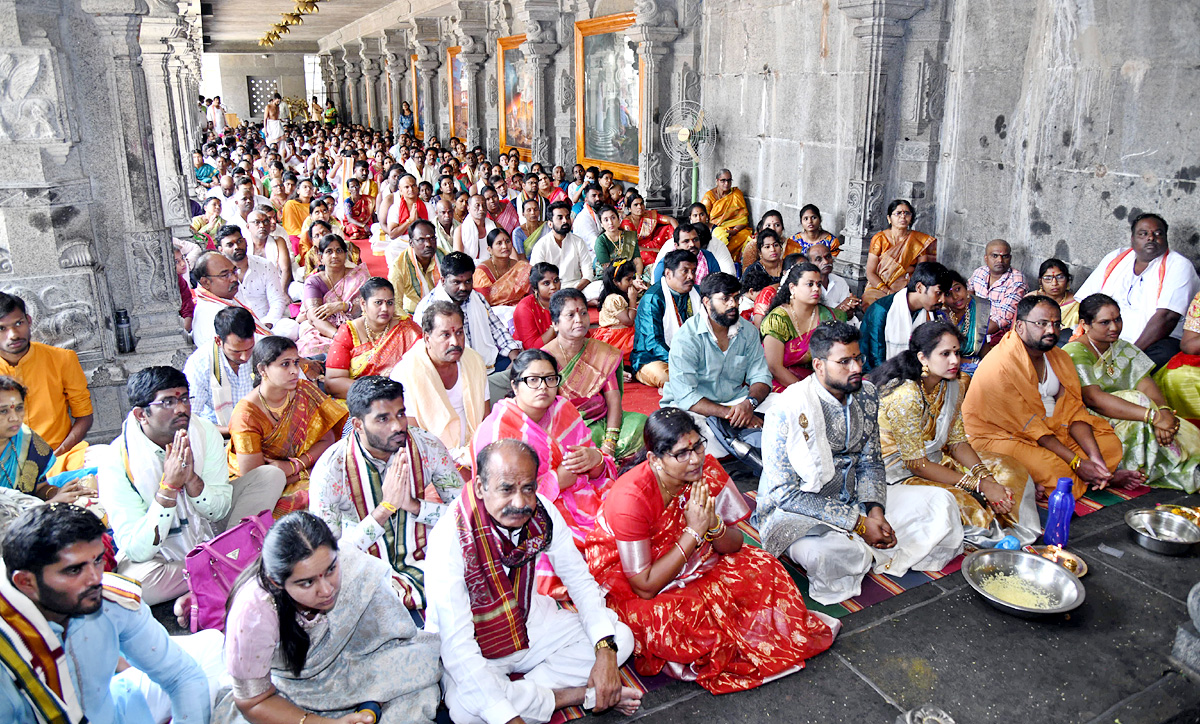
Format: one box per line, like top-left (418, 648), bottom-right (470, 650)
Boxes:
top-left (594, 635), bottom-right (617, 653)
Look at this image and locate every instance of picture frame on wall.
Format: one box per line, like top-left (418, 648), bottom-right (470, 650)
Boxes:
top-left (497, 34), bottom-right (532, 161)
top-left (447, 46), bottom-right (468, 141)
top-left (409, 54), bottom-right (424, 140)
top-left (574, 12), bottom-right (640, 182)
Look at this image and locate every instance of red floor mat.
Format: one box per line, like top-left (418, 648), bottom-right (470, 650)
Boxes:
top-left (351, 238), bottom-right (390, 278)
top-left (623, 381), bottom-right (663, 416)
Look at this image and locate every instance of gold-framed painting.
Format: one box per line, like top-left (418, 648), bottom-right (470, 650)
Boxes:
top-left (409, 54), bottom-right (424, 140)
top-left (446, 45), bottom-right (468, 141)
top-left (497, 34), bottom-right (532, 160)
top-left (574, 13), bottom-right (640, 182)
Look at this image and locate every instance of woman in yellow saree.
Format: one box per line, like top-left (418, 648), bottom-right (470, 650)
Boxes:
top-left (701, 169), bottom-right (753, 259)
top-left (472, 228), bottom-right (531, 306)
top-left (230, 337), bottom-right (347, 518)
top-left (864, 199), bottom-right (937, 305)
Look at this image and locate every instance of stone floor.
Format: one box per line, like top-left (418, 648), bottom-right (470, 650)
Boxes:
top-left (152, 483), bottom-right (1200, 724)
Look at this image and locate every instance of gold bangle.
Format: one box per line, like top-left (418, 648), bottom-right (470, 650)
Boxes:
top-left (1069, 454), bottom-right (1081, 471)
top-left (853, 515), bottom-right (868, 537)
top-left (683, 527), bottom-right (704, 548)
top-left (674, 542), bottom-right (688, 560)
top-left (380, 501), bottom-right (398, 514)
top-left (299, 714), bottom-right (309, 724)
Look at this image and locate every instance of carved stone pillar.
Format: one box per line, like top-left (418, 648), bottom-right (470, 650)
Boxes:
top-left (451, 1), bottom-right (489, 147)
top-left (382, 29), bottom-right (409, 131)
top-left (837, 0), bottom-right (926, 285)
top-left (412, 18), bottom-right (442, 140)
top-left (359, 37), bottom-right (383, 131)
top-left (327, 51), bottom-right (347, 122)
top-left (342, 45), bottom-right (363, 126)
top-left (628, 23), bottom-right (678, 205)
top-left (517, 2), bottom-right (560, 163)
top-left (892, 4), bottom-right (949, 228)
top-left (139, 13), bottom-right (190, 239)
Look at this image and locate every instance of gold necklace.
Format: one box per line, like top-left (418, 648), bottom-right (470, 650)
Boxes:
top-left (1085, 337), bottom-right (1117, 377)
top-left (364, 318), bottom-right (391, 347)
top-left (787, 304), bottom-right (818, 335)
top-left (258, 389), bottom-right (293, 419)
top-left (920, 377), bottom-right (946, 411)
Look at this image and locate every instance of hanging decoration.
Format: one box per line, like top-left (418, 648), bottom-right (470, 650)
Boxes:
top-left (259, 0), bottom-right (327, 47)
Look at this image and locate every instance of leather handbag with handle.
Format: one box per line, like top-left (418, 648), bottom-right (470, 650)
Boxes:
top-left (184, 509), bottom-right (274, 632)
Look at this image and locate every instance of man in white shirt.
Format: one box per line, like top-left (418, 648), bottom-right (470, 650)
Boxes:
top-left (183, 306), bottom-right (257, 435)
top-left (213, 225), bottom-right (298, 339)
top-left (222, 176), bottom-right (270, 221)
top-left (1074, 212), bottom-right (1199, 368)
top-left (571, 185), bottom-right (603, 249)
top-left (244, 208), bottom-right (295, 297)
top-left (529, 201), bottom-right (594, 292)
top-left (424, 439), bottom-right (640, 724)
top-left (807, 242), bottom-right (861, 316)
top-left (190, 251), bottom-right (269, 345)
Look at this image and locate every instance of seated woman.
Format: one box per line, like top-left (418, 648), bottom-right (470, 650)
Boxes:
top-left (512, 262), bottom-right (561, 350)
top-left (325, 277), bottom-right (423, 399)
top-left (759, 262), bottom-right (847, 390)
top-left (472, 350), bottom-right (616, 594)
top-left (217, 511), bottom-right (441, 724)
top-left (1066, 294), bottom-right (1200, 493)
top-left (280, 177), bottom-right (315, 250)
top-left (595, 204), bottom-right (643, 279)
top-left (190, 197), bottom-right (224, 249)
top-left (543, 289), bottom-right (647, 464)
top-left (299, 197), bottom-right (347, 263)
top-left (937, 270), bottom-right (992, 375)
top-left (584, 408), bottom-right (835, 694)
top-left (471, 227), bottom-right (531, 307)
top-left (750, 252), bottom-right (804, 327)
top-left (868, 321), bottom-right (1042, 546)
top-left (341, 177), bottom-right (374, 242)
top-left (589, 261), bottom-right (643, 364)
top-left (230, 336), bottom-right (347, 516)
top-left (740, 228), bottom-right (785, 313)
top-left (298, 234), bottom-right (371, 357)
top-left (1157, 291), bottom-right (1200, 427)
top-left (863, 199), bottom-right (936, 305)
top-left (0, 375), bottom-right (94, 505)
top-left (622, 194), bottom-right (677, 267)
top-left (788, 203), bottom-right (841, 257)
top-left (739, 209), bottom-right (798, 268)
top-left (1029, 258), bottom-right (1078, 345)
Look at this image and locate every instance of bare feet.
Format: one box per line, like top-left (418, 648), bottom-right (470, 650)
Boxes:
top-left (173, 591), bottom-right (194, 630)
top-left (1110, 469), bottom-right (1146, 489)
top-left (613, 687), bottom-right (642, 716)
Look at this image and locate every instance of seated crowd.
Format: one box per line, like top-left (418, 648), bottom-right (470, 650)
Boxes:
top-left (3, 115), bottom-right (1200, 724)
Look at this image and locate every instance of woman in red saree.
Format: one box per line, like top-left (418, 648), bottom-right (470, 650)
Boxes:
top-left (758, 263), bottom-right (846, 390)
top-left (341, 177), bottom-right (374, 241)
top-left (622, 196), bottom-right (677, 267)
top-left (584, 408), bottom-right (835, 694)
top-left (324, 277), bottom-right (423, 398)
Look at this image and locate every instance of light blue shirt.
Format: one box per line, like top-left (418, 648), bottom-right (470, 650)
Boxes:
top-left (183, 343), bottom-right (255, 426)
top-left (661, 312), bottom-right (772, 410)
top-left (0, 599), bottom-right (211, 724)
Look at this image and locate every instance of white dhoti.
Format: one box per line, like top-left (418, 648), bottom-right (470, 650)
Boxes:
top-left (269, 317), bottom-right (300, 341)
top-left (443, 597), bottom-right (635, 724)
top-left (384, 236), bottom-right (411, 269)
top-left (264, 118), bottom-right (284, 145)
top-left (128, 629), bottom-right (229, 724)
top-left (787, 484), bottom-right (963, 605)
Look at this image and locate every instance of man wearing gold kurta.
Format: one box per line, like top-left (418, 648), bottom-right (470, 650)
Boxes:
top-left (962, 295), bottom-right (1134, 499)
top-left (701, 169), bottom-right (753, 260)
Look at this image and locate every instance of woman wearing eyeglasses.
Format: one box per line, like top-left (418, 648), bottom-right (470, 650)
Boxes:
top-left (470, 349), bottom-right (617, 598)
top-left (583, 407), bottom-right (835, 694)
top-left (1030, 258), bottom-right (1078, 342)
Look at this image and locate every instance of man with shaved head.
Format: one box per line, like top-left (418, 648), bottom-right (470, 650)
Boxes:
top-left (453, 193), bottom-right (496, 264)
top-left (967, 239), bottom-right (1027, 336)
top-left (433, 196), bottom-right (458, 257)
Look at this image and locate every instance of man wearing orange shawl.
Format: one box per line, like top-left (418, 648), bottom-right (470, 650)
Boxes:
top-left (701, 169), bottom-right (752, 259)
top-left (962, 296), bottom-right (1130, 499)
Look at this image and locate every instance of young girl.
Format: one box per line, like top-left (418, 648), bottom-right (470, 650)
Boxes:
top-left (589, 260), bottom-right (645, 366)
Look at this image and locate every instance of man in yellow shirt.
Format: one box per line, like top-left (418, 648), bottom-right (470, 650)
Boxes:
top-left (0, 293), bottom-right (93, 473)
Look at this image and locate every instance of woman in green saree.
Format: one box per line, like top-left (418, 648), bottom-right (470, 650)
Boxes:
top-left (542, 288), bottom-right (647, 463)
top-left (937, 270), bottom-right (991, 375)
top-left (1064, 293), bottom-right (1200, 493)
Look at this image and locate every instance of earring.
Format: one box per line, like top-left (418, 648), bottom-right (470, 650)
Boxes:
top-left (921, 363), bottom-right (931, 378)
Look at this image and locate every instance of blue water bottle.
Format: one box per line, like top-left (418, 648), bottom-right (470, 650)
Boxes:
top-left (1043, 476), bottom-right (1075, 547)
top-left (995, 535), bottom-right (1020, 550)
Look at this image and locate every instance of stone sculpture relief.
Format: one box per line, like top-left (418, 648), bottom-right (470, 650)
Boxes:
top-left (0, 52), bottom-right (61, 142)
top-left (0, 279), bottom-right (100, 352)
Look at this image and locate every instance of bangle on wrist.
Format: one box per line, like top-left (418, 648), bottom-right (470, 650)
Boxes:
top-left (379, 501), bottom-right (398, 514)
top-left (1069, 454), bottom-right (1081, 471)
top-left (853, 515), bottom-right (868, 537)
top-left (683, 527), bottom-right (704, 548)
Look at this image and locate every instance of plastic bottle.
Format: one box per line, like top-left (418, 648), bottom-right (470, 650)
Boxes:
top-left (994, 535), bottom-right (1020, 550)
top-left (114, 309), bottom-right (136, 354)
top-left (1043, 476), bottom-right (1075, 547)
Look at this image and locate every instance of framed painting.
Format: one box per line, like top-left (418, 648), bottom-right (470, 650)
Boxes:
top-left (409, 54), bottom-right (424, 140)
top-left (574, 13), bottom-right (640, 182)
top-left (447, 45), bottom-right (468, 141)
top-left (497, 34), bottom-right (532, 160)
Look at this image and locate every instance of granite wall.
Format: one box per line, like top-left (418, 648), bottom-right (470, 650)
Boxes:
top-left (206, 52), bottom-right (308, 122)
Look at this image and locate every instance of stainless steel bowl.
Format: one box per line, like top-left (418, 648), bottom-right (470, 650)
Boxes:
top-left (1125, 509), bottom-right (1200, 556)
top-left (962, 549), bottom-right (1085, 618)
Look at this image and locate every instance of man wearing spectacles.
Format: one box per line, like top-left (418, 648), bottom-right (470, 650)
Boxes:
top-left (1074, 213), bottom-right (1199, 369)
top-left (757, 322), bottom-right (963, 605)
top-left (190, 250), bottom-right (269, 347)
top-left (214, 225), bottom-right (297, 341)
top-left (967, 239), bottom-right (1027, 336)
top-left (962, 295), bottom-right (1131, 500)
top-left (95, 366), bottom-right (285, 610)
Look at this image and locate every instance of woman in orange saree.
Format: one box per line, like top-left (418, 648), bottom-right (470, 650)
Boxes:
top-left (472, 228), bottom-right (531, 306)
top-left (584, 409), bottom-right (836, 694)
top-left (701, 171), bottom-right (753, 259)
top-left (864, 199), bottom-right (937, 305)
top-left (622, 196), bottom-right (677, 266)
top-left (230, 337), bottom-right (348, 517)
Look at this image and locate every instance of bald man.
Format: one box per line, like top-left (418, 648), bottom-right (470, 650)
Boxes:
top-left (967, 239), bottom-right (1028, 336)
top-left (433, 197), bottom-right (458, 257)
top-left (453, 193), bottom-right (496, 264)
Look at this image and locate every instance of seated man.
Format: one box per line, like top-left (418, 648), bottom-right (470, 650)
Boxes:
top-left (424, 439), bottom-right (640, 724)
top-left (661, 272), bottom-right (772, 475)
top-left (190, 251), bottom-right (269, 345)
top-left (388, 218), bottom-right (442, 316)
top-left (861, 261), bottom-right (952, 370)
top-left (183, 306), bottom-right (257, 435)
top-left (967, 239), bottom-right (1027, 338)
top-left (757, 322), bottom-right (963, 605)
top-left (962, 295), bottom-right (1133, 499)
top-left (631, 250), bottom-right (700, 388)
top-left (309, 376), bottom-right (463, 609)
top-left (0, 292), bottom-right (92, 474)
top-left (529, 201), bottom-right (594, 292)
top-left (414, 252), bottom-right (522, 402)
top-left (213, 224), bottom-right (298, 340)
top-left (1075, 213), bottom-right (1199, 368)
top-left (392, 301), bottom-right (490, 467)
top-left (96, 367), bottom-right (285, 607)
top-left (806, 242), bottom-right (860, 315)
top-left (650, 224), bottom-right (719, 286)
top-left (569, 184), bottom-right (604, 250)
top-left (0, 504), bottom-right (214, 724)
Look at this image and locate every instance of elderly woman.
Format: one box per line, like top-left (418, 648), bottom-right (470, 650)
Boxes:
top-left (863, 199), bottom-right (936, 305)
top-left (868, 321), bottom-right (1042, 545)
top-left (584, 408), bottom-right (835, 694)
top-left (1065, 294), bottom-right (1200, 492)
top-left (542, 289), bottom-right (647, 463)
top-left (298, 234), bottom-right (371, 357)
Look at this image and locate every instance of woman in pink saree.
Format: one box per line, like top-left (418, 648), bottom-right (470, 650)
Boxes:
top-left (297, 234), bottom-right (371, 357)
top-left (758, 263), bottom-right (847, 391)
top-left (471, 349), bottom-right (617, 598)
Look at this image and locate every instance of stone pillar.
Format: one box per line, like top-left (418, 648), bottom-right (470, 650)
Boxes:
top-left (382, 28), bottom-right (409, 131)
top-left (139, 13), bottom-right (191, 238)
top-left (892, 3), bottom-right (950, 220)
top-left (516, 2), bottom-right (559, 163)
top-left (342, 45), bottom-right (363, 126)
top-left (837, 0), bottom-right (926, 286)
top-left (325, 51), bottom-right (346, 122)
top-left (166, 40), bottom-right (194, 173)
top-left (412, 18), bottom-right (442, 140)
top-left (359, 36), bottom-right (383, 131)
top-left (628, 21), bottom-right (679, 206)
top-left (451, 1), bottom-right (489, 148)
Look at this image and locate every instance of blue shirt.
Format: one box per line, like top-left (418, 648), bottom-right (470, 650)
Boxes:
top-left (661, 313), bottom-right (773, 410)
top-left (0, 599), bottom-right (211, 724)
top-left (631, 281), bottom-right (693, 371)
top-left (183, 343), bottom-right (255, 426)
top-left (861, 291), bottom-right (899, 372)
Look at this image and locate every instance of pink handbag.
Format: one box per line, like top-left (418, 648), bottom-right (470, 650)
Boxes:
top-left (184, 509), bottom-right (274, 632)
